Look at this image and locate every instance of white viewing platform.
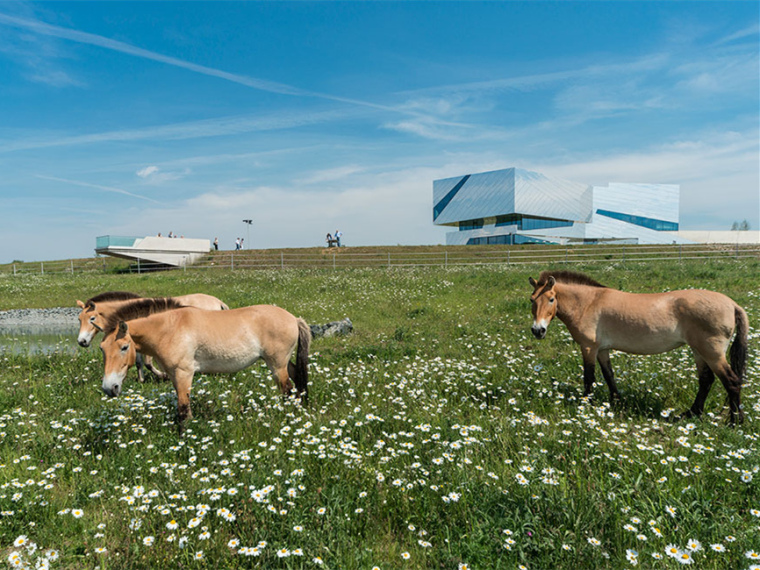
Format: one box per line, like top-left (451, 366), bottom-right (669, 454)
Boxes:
top-left (95, 235), bottom-right (211, 267)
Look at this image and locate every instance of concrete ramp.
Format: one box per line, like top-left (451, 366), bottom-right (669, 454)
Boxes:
top-left (95, 235), bottom-right (210, 267)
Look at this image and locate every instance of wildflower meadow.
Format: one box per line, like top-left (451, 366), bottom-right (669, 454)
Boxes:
top-left (0, 259), bottom-right (758, 569)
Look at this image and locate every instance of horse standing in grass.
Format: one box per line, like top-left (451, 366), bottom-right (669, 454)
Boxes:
top-left (98, 298), bottom-right (310, 428)
top-left (76, 291), bottom-right (229, 381)
top-left (528, 270), bottom-right (748, 424)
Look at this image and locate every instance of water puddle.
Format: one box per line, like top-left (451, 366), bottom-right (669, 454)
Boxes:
top-left (0, 327), bottom-right (80, 355)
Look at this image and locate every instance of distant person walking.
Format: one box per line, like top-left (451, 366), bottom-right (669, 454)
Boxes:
top-left (235, 238), bottom-right (241, 250)
top-left (335, 229), bottom-right (342, 247)
top-left (213, 237), bottom-right (219, 251)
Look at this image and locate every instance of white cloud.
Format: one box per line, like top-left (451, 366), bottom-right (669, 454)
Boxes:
top-left (136, 165), bottom-right (159, 178)
top-left (35, 175), bottom-right (162, 204)
top-left (298, 166), bottom-right (365, 185)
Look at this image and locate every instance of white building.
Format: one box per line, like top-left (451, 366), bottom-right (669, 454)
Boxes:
top-left (433, 167), bottom-right (693, 245)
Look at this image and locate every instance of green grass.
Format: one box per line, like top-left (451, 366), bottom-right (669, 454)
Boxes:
top-left (0, 259), bottom-right (758, 569)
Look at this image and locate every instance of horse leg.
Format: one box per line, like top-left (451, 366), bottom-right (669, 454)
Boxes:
top-left (135, 352), bottom-right (146, 383)
top-left (681, 353), bottom-right (715, 420)
top-left (691, 337), bottom-right (744, 425)
top-left (171, 368), bottom-right (194, 429)
top-left (597, 349), bottom-right (620, 404)
top-left (581, 346), bottom-right (598, 399)
top-left (708, 357), bottom-right (743, 425)
top-left (144, 355), bottom-right (167, 381)
top-left (288, 361), bottom-right (308, 404)
top-left (267, 357), bottom-right (295, 397)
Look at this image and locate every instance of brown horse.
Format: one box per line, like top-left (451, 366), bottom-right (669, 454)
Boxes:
top-left (98, 298), bottom-right (310, 427)
top-left (529, 270), bottom-right (748, 424)
top-left (76, 291), bottom-right (229, 381)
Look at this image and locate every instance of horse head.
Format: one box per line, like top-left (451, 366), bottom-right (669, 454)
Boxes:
top-left (529, 275), bottom-right (557, 339)
top-left (76, 300), bottom-right (104, 347)
top-left (100, 321), bottom-right (137, 398)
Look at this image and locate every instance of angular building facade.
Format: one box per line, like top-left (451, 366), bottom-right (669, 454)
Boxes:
top-left (433, 167), bottom-right (692, 245)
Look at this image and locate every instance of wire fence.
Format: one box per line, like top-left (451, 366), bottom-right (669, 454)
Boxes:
top-left (2, 243), bottom-right (759, 276)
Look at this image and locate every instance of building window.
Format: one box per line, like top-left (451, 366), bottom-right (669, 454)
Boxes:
top-left (459, 218), bottom-right (484, 231)
top-left (521, 216), bottom-right (573, 231)
top-left (466, 234), bottom-right (549, 245)
top-left (496, 214), bottom-right (521, 227)
top-left (596, 209), bottom-right (678, 231)
top-left (496, 214), bottom-right (572, 230)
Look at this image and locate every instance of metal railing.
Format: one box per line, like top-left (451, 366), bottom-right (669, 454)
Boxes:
top-left (1, 243), bottom-right (758, 276)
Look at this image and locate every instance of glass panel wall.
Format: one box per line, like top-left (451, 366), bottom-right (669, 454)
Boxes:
top-left (596, 209), bottom-right (678, 231)
top-left (459, 218), bottom-right (484, 231)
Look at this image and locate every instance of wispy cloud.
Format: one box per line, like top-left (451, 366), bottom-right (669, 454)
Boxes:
top-left (136, 165), bottom-right (190, 185)
top-left (0, 12), bottom-right (413, 116)
top-left (0, 108), bottom-right (362, 153)
top-left (713, 23), bottom-right (760, 46)
top-left (35, 175), bottom-right (163, 204)
top-left (136, 166), bottom-right (159, 179)
top-left (297, 166), bottom-right (365, 185)
top-left (400, 55), bottom-right (670, 97)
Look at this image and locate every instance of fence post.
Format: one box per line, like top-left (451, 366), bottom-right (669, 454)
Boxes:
top-left (281, 252), bottom-right (284, 270)
top-left (231, 253), bottom-right (234, 271)
top-left (137, 258), bottom-right (141, 274)
top-left (736, 241), bottom-right (739, 259)
top-left (565, 248), bottom-right (568, 263)
top-left (70, 260), bottom-right (74, 274)
top-left (333, 253), bottom-right (336, 270)
top-left (507, 249), bottom-right (510, 266)
top-left (622, 247), bottom-right (625, 263)
top-left (41, 262), bottom-right (44, 275)
top-left (679, 245), bottom-right (682, 262)
top-left (388, 252), bottom-right (391, 268)
top-left (13, 263), bottom-right (16, 276)
top-left (445, 251), bottom-right (448, 268)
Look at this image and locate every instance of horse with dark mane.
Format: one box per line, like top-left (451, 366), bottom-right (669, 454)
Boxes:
top-left (98, 298), bottom-right (310, 429)
top-left (529, 270), bottom-right (748, 424)
top-left (76, 291), bottom-right (229, 381)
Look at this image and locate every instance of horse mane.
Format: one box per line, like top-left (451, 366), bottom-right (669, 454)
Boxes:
top-left (85, 291), bottom-right (142, 309)
top-left (538, 270), bottom-right (607, 288)
top-left (103, 297), bottom-right (185, 335)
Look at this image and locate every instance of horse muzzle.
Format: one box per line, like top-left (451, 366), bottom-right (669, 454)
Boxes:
top-left (78, 331), bottom-right (94, 347)
top-left (531, 325), bottom-right (547, 339)
top-left (101, 375), bottom-right (123, 398)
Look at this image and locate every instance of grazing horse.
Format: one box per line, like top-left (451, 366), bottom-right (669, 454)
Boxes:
top-left (98, 298), bottom-right (311, 427)
top-left (76, 291), bottom-right (229, 381)
top-left (528, 270), bottom-right (748, 424)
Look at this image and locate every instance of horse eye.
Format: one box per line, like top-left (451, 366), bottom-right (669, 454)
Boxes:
top-left (89, 316), bottom-right (96, 323)
top-left (120, 345), bottom-right (129, 352)
top-left (549, 298), bottom-right (555, 303)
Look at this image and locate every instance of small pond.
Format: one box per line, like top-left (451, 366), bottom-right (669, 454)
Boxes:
top-left (0, 325), bottom-right (81, 355)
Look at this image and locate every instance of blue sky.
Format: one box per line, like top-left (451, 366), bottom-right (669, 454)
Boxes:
top-left (0, 1), bottom-right (757, 263)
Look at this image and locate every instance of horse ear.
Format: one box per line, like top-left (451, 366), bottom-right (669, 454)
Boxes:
top-left (547, 276), bottom-right (556, 288)
top-left (529, 277), bottom-right (537, 288)
top-left (117, 321), bottom-right (129, 337)
top-left (76, 300), bottom-right (85, 309)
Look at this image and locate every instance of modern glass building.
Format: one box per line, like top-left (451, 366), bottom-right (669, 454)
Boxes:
top-left (433, 167), bottom-right (692, 245)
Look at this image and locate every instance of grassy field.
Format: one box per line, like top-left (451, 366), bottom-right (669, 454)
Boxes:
top-left (0, 259), bottom-right (758, 569)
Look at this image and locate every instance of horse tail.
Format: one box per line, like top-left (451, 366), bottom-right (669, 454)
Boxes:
top-left (294, 318), bottom-right (311, 401)
top-left (730, 304), bottom-right (749, 383)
